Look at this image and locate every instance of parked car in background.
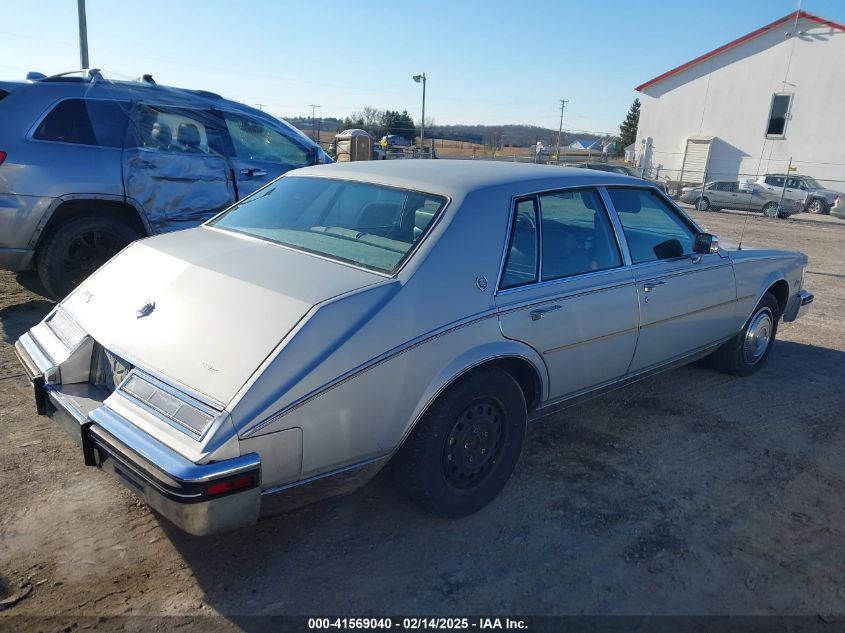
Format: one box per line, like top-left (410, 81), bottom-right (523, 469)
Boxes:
top-left (754, 174), bottom-right (843, 215)
top-left (680, 181), bottom-right (804, 218)
top-left (382, 134), bottom-right (412, 148)
top-left (831, 195), bottom-right (845, 219)
top-left (571, 162), bottom-right (669, 194)
top-left (0, 69), bottom-right (331, 298)
top-left (15, 161), bottom-right (812, 535)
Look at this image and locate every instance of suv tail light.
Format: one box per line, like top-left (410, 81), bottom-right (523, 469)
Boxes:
top-left (0, 151), bottom-right (6, 165)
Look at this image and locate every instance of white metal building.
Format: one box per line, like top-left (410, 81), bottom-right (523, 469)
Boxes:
top-left (635, 10), bottom-right (845, 189)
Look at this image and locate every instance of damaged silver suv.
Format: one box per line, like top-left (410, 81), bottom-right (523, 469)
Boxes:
top-left (0, 69), bottom-right (330, 298)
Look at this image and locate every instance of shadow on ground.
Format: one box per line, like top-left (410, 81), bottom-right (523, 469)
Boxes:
top-left (158, 340), bottom-right (845, 622)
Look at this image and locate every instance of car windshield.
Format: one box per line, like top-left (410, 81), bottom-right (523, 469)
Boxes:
top-left (803, 178), bottom-right (822, 189)
top-left (209, 177), bottom-right (447, 274)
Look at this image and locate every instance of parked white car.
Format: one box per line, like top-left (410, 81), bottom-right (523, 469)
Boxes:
top-left (15, 162), bottom-right (813, 535)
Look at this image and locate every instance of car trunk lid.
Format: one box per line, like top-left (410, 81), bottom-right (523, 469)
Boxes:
top-left (62, 226), bottom-right (383, 405)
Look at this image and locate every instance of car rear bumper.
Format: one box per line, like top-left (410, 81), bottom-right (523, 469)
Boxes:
top-left (14, 332), bottom-right (262, 536)
top-left (783, 290), bottom-right (814, 322)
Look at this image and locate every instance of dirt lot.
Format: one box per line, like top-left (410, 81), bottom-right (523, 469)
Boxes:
top-left (1, 209), bottom-right (843, 628)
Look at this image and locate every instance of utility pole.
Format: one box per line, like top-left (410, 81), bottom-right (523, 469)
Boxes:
top-left (255, 103), bottom-right (267, 111)
top-left (555, 99), bottom-right (568, 163)
top-left (77, 0), bottom-right (89, 69)
top-left (308, 104), bottom-right (321, 142)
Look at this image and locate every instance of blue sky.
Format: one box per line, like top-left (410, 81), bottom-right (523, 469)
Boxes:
top-left (2, 0), bottom-right (844, 134)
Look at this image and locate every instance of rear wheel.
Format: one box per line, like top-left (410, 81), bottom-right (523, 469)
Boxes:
top-left (710, 292), bottom-right (780, 376)
top-left (762, 202), bottom-right (780, 218)
top-left (696, 197), bottom-right (711, 211)
top-left (807, 198), bottom-right (828, 215)
top-left (37, 215), bottom-right (139, 299)
top-left (393, 368), bottom-right (527, 517)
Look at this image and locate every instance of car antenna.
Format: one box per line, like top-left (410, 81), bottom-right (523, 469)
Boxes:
top-left (737, 211), bottom-right (751, 251)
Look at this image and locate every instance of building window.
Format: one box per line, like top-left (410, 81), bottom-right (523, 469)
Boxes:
top-left (766, 94), bottom-right (792, 137)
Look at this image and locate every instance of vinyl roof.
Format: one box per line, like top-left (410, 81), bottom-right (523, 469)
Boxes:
top-left (636, 10), bottom-right (845, 92)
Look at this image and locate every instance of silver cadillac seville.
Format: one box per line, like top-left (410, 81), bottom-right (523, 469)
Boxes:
top-left (15, 161), bottom-right (814, 535)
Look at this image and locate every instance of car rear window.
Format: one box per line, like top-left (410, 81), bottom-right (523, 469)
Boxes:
top-left (33, 98), bottom-right (129, 148)
top-left (210, 176), bottom-right (447, 274)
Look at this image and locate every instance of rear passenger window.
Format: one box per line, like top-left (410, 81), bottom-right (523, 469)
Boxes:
top-left (500, 198), bottom-right (539, 290)
top-left (539, 189), bottom-right (621, 280)
top-left (130, 105), bottom-right (224, 155)
top-left (33, 99), bottom-right (129, 147)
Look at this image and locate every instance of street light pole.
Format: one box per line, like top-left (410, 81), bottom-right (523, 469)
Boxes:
top-left (77, 0), bottom-right (89, 69)
top-left (413, 73), bottom-right (426, 154)
top-left (307, 104), bottom-right (321, 142)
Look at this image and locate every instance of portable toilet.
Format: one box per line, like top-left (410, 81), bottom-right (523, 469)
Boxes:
top-left (335, 129), bottom-right (372, 162)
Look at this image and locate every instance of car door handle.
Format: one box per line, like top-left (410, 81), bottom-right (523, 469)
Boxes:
top-left (642, 281), bottom-right (665, 293)
top-left (529, 305), bottom-right (561, 321)
top-left (240, 168), bottom-right (267, 178)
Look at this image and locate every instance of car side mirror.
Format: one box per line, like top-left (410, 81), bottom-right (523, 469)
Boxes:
top-left (693, 232), bottom-right (719, 254)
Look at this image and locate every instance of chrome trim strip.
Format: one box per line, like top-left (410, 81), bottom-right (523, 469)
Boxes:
top-left (543, 326), bottom-right (639, 355)
top-left (240, 310), bottom-right (500, 438)
top-left (89, 405), bottom-right (260, 484)
top-left (261, 454), bottom-right (389, 497)
top-left (496, 272), bottom-right (634, 306)
top-left (640, 297), bottom-right (737, 330)
top-left (45, 387), bottom-right (88, 426)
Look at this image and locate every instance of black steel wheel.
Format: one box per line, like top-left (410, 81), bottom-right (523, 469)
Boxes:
top-left (393, 368), bottom-right (527, 517)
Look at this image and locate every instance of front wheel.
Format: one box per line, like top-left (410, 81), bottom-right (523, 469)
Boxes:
top-left (807, 198), bottom-right (828, 215)
top-left (393, 368), bottom-right (527, 517)
top-left (696, 197), bottom-right (711, 211)
top-left (710, 292), bottom-right (780, 376)
top-left (37, 215), bottom-right (139, 299)
top-left (762, 202), bottom-right (780, 218)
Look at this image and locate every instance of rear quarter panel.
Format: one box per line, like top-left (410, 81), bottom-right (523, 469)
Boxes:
top-left (729, 249), bottom-right (806, 328)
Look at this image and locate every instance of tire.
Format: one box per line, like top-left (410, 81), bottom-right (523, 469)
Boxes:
top-left (762, 202), bottom-right (780, 218)
top-left (710, 292), bottom-right (780, 376)
top-left (393, 368), bottom-right (527, 517)
top-left (695, 197), bottom-right (711, 211)
top-left (807, 198), bottom-right (828, 215)
top-left (37, 215), bottom-right (139, 299)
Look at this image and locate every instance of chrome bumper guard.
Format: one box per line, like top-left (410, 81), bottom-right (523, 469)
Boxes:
top-left (783, 289), bottom-right (814, 323)
top-left (15, 334), bottom-right (262, 536)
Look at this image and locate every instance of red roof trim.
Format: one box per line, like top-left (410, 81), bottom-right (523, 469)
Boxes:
top-left (635, 10), bottom-right (845, 92)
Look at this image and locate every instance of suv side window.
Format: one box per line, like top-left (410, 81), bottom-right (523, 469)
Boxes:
top-left (222, 112), bottom-right (309, 165)
top-left (786, 178), bottom-right (805, 190)
top-left (765, 176), bottom-right (785, 187)
top-left (539, 189), bottom-right (621, 280)
top-left (33, 98), bottom-right (129, 148)
top-left (608, 188), bottom-right (696, 264)
top-left (130, 105), bottom-right (225, 155)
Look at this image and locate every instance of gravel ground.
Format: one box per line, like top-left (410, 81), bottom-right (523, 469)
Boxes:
top-left (0, 209), bottom-right (843, 629)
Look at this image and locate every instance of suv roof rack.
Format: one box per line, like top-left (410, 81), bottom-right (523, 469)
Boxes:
top-left (37, 68), bottom-right (104, 82)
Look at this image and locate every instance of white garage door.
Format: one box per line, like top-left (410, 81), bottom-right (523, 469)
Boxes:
top-left (680, 137), bottom-right (712, 185)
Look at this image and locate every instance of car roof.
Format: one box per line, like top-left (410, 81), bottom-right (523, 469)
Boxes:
top-left (290, 160), bottom-right (647, 197)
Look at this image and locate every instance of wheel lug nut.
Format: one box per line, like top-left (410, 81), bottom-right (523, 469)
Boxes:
top-left (469, 456), bottom-right (474, 462)
top-left (464, 443), bottom-right (470, 449)
top-left (481, 449), bottom-right (486, 455)
top-left (482, 431), bottom-right (488, 438)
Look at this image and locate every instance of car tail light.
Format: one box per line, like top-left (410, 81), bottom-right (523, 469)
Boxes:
top-left (0, 151), bottom-right (6, 165)
top-left (207, 474), bottom-right (256, 496)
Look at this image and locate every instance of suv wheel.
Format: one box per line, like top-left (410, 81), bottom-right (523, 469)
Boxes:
top-left (807, 198), bottom-right (828, 214)
top-left (37, 215), bottom-right (139, 299)
top-left (762, 202), bottom-right (780, 218)
top-left (393, 368), bottom-right (527, 517)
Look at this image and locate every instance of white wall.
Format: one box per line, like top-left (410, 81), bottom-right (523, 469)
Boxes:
top-left (637, 17), bottom-right (845, 190)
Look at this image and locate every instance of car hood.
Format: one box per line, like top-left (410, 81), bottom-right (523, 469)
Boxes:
top-left (61, 227), bottom-right (382, 406)
top-left (813, 188), bottom-right (843, 201)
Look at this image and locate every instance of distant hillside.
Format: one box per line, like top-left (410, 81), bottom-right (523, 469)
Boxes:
top-left (285, 117), bottom-right (601, 149)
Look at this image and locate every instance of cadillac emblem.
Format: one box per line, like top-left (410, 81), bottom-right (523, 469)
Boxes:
top-left (136, 300), bottom-right (156, 319)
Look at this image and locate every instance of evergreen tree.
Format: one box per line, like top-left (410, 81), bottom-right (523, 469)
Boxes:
top-left (619, 99), bottom-right (640, 147)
